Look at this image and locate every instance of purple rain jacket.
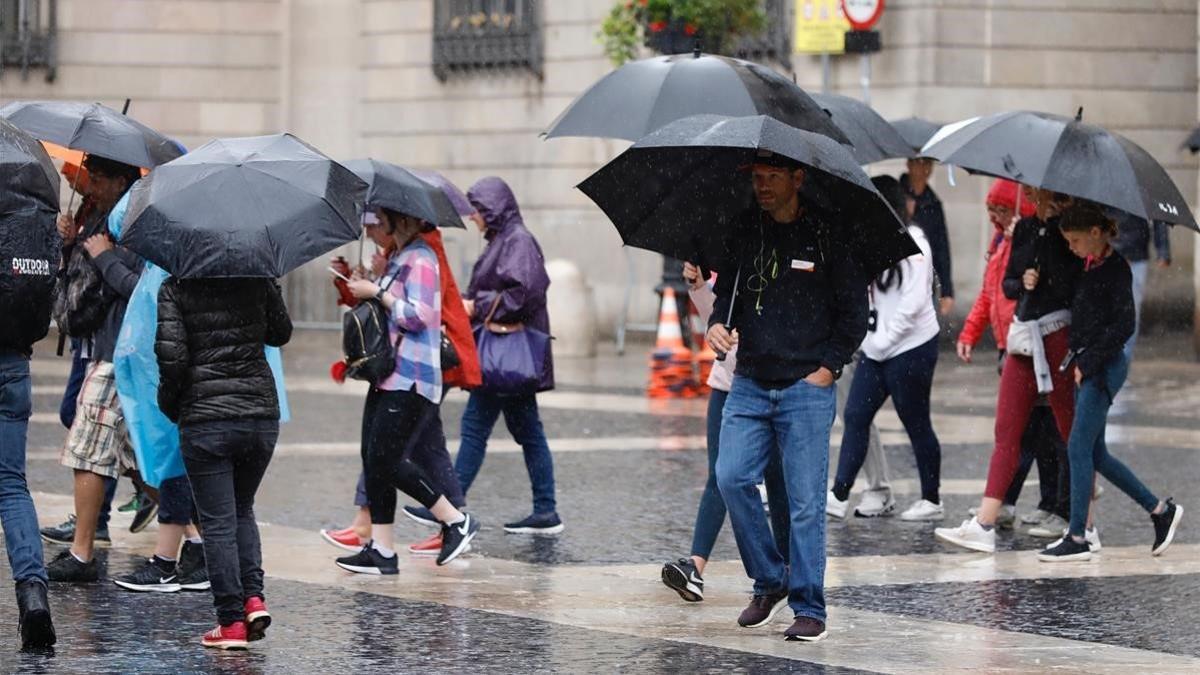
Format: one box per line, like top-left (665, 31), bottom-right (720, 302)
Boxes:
top-left (465, 176), bottom-right (554, 391)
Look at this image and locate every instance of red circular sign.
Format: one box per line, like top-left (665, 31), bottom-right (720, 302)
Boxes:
top-left (841, 0), bottom-right (885, 31)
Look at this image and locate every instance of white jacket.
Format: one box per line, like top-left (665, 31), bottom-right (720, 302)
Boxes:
top-left (689, 282), bottom-right (735, 392)
top-left (860, 225), bottom-right (940, 362)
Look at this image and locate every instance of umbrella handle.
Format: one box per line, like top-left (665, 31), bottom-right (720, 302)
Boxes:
top-left (714, 267), bottom-right (741, 362)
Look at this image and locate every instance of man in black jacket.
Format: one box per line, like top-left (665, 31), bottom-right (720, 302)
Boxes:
top-left (708, 153), bottom-right (868, 642)
top-left (0, 177), bottom-right (58, 648)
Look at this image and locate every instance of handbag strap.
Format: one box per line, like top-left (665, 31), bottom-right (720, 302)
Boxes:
top-left (482, 295), bottom-right (525, 334)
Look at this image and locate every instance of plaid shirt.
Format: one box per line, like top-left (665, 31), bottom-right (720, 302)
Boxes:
top-left (377, 239), bottom-right (442, 403)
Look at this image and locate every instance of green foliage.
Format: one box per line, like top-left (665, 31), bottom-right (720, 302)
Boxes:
top-left (598, 0), bottom-right (768, 66)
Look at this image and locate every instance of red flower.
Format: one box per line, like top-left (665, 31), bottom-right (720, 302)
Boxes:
top-left (684, 23), bottom-right (698, 36)
top-left (639, 0), bottom-right (648, 5)
top-left (330, 360), bottom-right (347, 384)
top-left (649, 20), bottom-right (667, 32)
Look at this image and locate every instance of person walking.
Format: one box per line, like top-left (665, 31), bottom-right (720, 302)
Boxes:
top-left (1107, 209), bottom-right (1171, 358)
top-left (1038, 203), bottom-right (1183, 561)
top-left (830, 176), bottom-right (943, 522)
top-left (902, 157), bottom-right (954, 316)
top-left (334, 208), bottom-right (481, 577)
top-left (454, 176), bottom-right (563, 534)
top-left (936, 188), bottom-right (1083, 554)
top-left (659, 261), bottom-right (790, 603)
top-left (707, 153), bottom-right (868, 642)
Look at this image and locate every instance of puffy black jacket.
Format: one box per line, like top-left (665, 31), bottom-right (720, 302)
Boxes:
top-left (155, 277), bottom-right (292, 425)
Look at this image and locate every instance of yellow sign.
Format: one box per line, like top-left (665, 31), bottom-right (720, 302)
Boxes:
top-left (794, 0), bottom-right (850, 54)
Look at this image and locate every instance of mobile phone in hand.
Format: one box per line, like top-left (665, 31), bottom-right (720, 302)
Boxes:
top-left (327, 266), bottom-right (351, 283)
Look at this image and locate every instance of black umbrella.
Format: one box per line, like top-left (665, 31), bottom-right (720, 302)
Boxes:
top-left (922, 110), bottom-right (1197, 231)
top-left (889, 117), bottom-right (943, 156)
top-left (578, 115), bottom-right (918, 278)
top-left (343, 159), bottom-right (464, 229)
top-left (0, 101), bottom-right (183, 168)
top-left (0, 116), bottom-right (60, 216)
top-left (121, 133), bottom-right (367, 278)
top-left (811, 93), bottom-right (913, 164)
top-left (542, 50), bottom-right (850, 145)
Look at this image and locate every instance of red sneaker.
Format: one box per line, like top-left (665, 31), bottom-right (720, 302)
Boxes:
top-left (244, 596), bottom-right (271, 642)
top-left (407, 532), bottom-right (443, 555)
top-left (201, 621), bottom-right (249, 650)
top-left (320, 527), bottom-right (366, 552)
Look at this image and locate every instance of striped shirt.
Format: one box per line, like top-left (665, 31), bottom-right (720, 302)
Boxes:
top-left (377, 239), bottom-right (442, 403)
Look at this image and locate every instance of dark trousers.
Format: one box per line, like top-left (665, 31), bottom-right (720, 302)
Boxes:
top-left (1004, 404), bottom-right (1067, 518)
top-left (181, 419), bottom-right (277, 626)
top-left (362, 388), bottom-right (442, 524)
top-left (354, 403), bottom-right (464, 509)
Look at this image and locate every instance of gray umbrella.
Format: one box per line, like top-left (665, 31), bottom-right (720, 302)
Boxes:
top-left (0, 100), bottom-right (183, 168)
top-left (811, 93), bottom-right (913, 164)
top-left (542, 50), bottom-right (850, 145)
top-left (922, 109), bottom-right (1197, 231)
top-left (121, 133), bottom-right (367, 278)
top-left (889, 117), bottom-right (943, 156)
top-left (343, 159), bottom-right (464, 229)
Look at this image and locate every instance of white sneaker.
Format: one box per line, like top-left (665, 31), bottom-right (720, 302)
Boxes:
top-left (1028, 514), bottom-right (1069, 538)
top-left (826, 490), bottom-right (849, 519)
top-left (934, 517), bottom-right (996, 553)
top-left (900, 499), bottom-right (945, 522)
top-left (854, 488), bottom-right (896, 518)
top-left (1020, 509), bottom-right (1053, 525)
top-left (968, 504), bottom-right (1016, 530)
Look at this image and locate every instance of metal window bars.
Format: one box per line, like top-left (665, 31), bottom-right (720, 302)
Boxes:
top-left (432, 0), bottom-right (543, 82)
top-left (0, 0), bottom-right (57, 82)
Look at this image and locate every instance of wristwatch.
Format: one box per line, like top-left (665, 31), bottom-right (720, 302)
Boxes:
top-left (375, 287), bottom-right (387, 302)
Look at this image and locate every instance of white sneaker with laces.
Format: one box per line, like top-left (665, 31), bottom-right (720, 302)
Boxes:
top-left (1028, 514), bottom-right (1069, 538)
top-left (969, 504), bottom-right (1015, 529)
top-left (1020, 509), bottom-right (1053, 525)
top-left (854, 489), bottom-right (896, 518)
top-left (826, 490), bottom-right (849, 519)
top-left (900, 499), bottom-right (945, 522)
top-left (934, 517), bottom-right (996, 553)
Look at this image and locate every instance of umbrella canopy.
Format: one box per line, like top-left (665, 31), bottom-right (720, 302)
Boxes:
top-left (922, 110), bottom-right (1197, 231)
top-left (889, 117), bottom-right (943, 156)
top-left (0, 117), bottom-right (60, 216)
top-left (1182, 126), bottom-right (1200, 154)
top-left (542, 51), bottom-right (850, 145)
top-left (0, 101), bottom-right (183, 168)
top-left (578, 115), bottom-right (917, 278)
top-left (811, 93), bottom-right (913, 164)
top-left (344, 159), bottom-right (465, 229)
top-left (410, 168), bottom-right (475, 216)
top-left (121, 133), bottom-right (367, 278)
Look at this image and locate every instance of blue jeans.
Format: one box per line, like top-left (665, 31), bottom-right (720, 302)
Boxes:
top-left (0, 352), bottom-right (47, 583)
top-left (691, 389), bottom-right (789, 561)
top-left (716, 375), bottom-right (837, 622)
top-left (456, 392), bottom-right (557, 514)
top-left (1067, 354), bottom-right (1158, 538)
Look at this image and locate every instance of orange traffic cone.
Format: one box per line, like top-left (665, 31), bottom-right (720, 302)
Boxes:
top-left (647, 288), bottom-right (697, 399)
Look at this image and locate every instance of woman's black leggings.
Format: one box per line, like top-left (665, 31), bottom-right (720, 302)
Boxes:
top-left (362, 387), bottom-right (442, 525)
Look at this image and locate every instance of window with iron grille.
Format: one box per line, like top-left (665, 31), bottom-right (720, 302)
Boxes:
top-left (432, 0), bottom-right (542, 82)
top-left (0, 0), bottom-right (56, 81)
top-left (735, 0), bottom-right (791, 69)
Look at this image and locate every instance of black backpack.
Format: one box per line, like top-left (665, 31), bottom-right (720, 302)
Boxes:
top-left (52, 245), bottom-right (115, 338)
top-left (342, 275), bottom-right (398, 384)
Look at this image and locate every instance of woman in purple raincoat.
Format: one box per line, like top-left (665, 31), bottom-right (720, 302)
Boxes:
top-left (455, 176), bottom-right (562, 534)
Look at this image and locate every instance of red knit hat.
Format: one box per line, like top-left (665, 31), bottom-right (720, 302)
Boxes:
top-left (986, 179), bottom-right (1037, 217)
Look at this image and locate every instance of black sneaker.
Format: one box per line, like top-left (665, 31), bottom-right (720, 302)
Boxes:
top-left (130, 497), bottom-right (159, 534)
top-left (113, 556), bottom-right (180, 593)
top-left (661, 558), bottom-right (704, 602)
top-left (737, 589), bottom-right (788, 628)
top-left (784, 615), bottom-right (828, 642)
top-left (177, 541), bottom-right (211, 591)
top-left (15, 579), bottom-right (56, 650)
top-left (1037, 536), bottom-right (1092, 562)
top-left (402, 505), bottom-right (440, 528)
top-left (39, 515), bottom-right (112, 548)
top-left (1151, 500), bottom-right (1183, 556)
top-left (335, 543), bottom-right (399, 575)
top-left (438, 514), bottom-right (480, 566)
top-left (46, 549), bottom-right (99, 583)
top-left (503, 512), bottom-right (564, 535)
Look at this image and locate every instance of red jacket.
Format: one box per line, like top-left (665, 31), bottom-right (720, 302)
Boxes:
top-left (958, 235), bottom-right (1016, 350)
top-left (333, 231), bottom-right (481, 390)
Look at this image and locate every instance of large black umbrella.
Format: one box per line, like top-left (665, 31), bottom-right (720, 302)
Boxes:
top-left (889, 117), bottom-right (943, 156)
top-left (578, 115), bottom-right (917, 278)
top-left (811, 93), bottom-right (913, 164)
top-left (922, 110), bottom-right (1197, 231)
top-left (0, 101), bottom-right (183, 168)
top-left (121, 133), bottom-right (367, 278)
top-left (542, 51), bottom-right (850, 145)
top-left (343, 159), bottom-right (464, 229)
top-left (0, 116), bottom-right (59, 215)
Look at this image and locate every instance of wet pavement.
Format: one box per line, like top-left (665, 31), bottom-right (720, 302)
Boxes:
top-left (4, 330), bottom-right (1200, 673)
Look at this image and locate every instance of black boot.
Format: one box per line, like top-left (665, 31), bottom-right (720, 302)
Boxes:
top-left (15, 579), bottom-right (56, 649)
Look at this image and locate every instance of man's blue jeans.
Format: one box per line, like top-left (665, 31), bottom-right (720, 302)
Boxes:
top-left (455, 392), bottom-right (557, 515)
top-left (1067, 353), bottom-right (1158, 538)
top-left (0, 352), bottom-right (47, 583)
top-left (716, 375), bottom-right (837, 622)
